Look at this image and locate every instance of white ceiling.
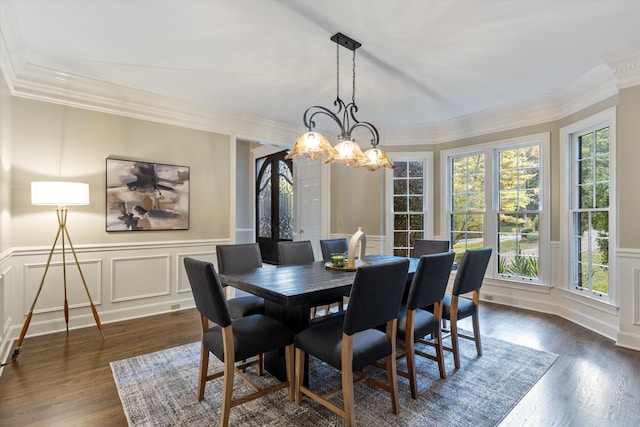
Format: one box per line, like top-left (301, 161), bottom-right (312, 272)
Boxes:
top-left (3, 0), bottom-right (640, 137)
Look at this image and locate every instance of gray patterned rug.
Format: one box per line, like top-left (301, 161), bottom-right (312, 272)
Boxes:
top-left (111, 334), bottom-right (557, 426)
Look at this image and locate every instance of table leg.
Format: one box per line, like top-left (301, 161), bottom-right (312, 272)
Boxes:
top-left (263, 300), bottom-right (310, 383)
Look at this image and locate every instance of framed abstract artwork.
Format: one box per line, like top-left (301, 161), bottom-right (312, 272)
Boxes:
top-left (106, 158), bottom-right (190, 231)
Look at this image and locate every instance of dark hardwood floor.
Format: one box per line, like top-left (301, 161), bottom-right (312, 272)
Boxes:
top-left (0, 303), bottom-right (639, 426)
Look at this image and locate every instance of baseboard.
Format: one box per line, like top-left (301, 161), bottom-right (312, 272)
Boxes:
top-left (616, 331), bottom-right (640, 351)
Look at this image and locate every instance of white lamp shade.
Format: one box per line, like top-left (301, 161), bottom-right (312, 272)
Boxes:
top-left (31, 181), bottom-right (90, 206)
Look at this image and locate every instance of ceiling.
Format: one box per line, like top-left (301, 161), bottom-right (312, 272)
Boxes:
top-left (3, 0), bottom-right (640, 139)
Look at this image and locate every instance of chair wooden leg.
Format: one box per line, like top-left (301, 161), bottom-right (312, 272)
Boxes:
top-left (405, 311), bottom-right (418, 399)
top-left (472, 291), bottom-right (482, 356)
top-left (219, 356), bottom-right (234, 427)
top-left (310, 307), bottom-right (317, 319)
top-left (386, 320), bottom-right (400, 415)
top-left (341, 335), bottom-right (356, 427)
top-left (257, 353), bottom-right (263, 376)
top-left (472, 312), bottom-right (482, 356)
top-left (450, 296), bottom-right (461, 369)
top-left (294, 348), bottom-right (305, 405)
top-left (219, 326), bottom-right (235, 427)
top-left (434, 326), bottom-right (447, 379)
top-left (198, 342), bottom-right (209, 401)
top-left (285, 344), bottom-right (295, 401)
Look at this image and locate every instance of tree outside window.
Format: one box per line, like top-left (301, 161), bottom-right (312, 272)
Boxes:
top-left (450, 154), bottom-right (485, 263)
top-left (497, 144), bottom-right (541, 279)
top-left (572, 127), bottom-right (609, 295)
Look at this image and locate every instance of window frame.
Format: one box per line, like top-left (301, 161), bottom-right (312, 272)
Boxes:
top-left (560, 107), bottom-right (617, 304)
top-left (449, 150), bottom-right (487, 263)
top-left (441, 132), bottom-right (550, 284)
top-left (384, 152), bottom-right (434, 256)
top-left (494, 142), bottom-right (543, 282)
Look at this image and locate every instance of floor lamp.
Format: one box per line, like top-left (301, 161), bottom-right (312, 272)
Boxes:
top-left (5, 181), bottom-right (104, 365)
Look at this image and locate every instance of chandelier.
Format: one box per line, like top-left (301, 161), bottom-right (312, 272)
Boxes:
top-left (286, 33), bottom-right (394, 171)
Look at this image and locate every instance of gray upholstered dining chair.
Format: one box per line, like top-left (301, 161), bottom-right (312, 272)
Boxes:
top-left (412, 239), bottom-right (450, 257)
top-left (278, 240), bottom-right (345, 318)
top-left (294, 259), bottom-right (409, 426)
top-left (396, 251), bottom-right (455, 398)
top-left (441, 247), bottom-right (492, 369)
top-left (320, 238), bottom-right (348, 261)
top-left (277, 240), bottom-right (315, 265)
top-left (183, 257), bottom-right (294, 427)
top-left (216, 243), bottom-right (265, 319)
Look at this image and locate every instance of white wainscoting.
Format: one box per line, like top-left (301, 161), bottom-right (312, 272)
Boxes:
top-left (616, 249), bottom-right (640, 350)
top-left (0, 239), bottom-right (224, 365)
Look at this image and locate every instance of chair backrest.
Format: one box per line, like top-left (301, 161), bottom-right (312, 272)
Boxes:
top-left (406, 251), bottom-right (456, 310)
top-left (343, 259), bottom-right (409, 336)
top-left (183, 257), bottom-right (232, 327)
top-left (278, 240), bottom-right (315, 265)
top-left (413, 239), bottom-right (450, 257)
top-left (320, 238), bottom-right (349, 261)
top-left (451, 247), bottom-right (492, 296)
top-left (216, 243), bottom-right (263, 274)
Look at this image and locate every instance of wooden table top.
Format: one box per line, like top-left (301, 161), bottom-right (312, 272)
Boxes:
top-left (219, 255), bottom-right (419, 307)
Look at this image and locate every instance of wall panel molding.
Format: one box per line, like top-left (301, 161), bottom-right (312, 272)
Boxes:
top-left (176, 251), bottom-right (216, 294)
top-left (22, 259), bottom-right (103, 313)
top-left (111, 255), bottom-right (171, 303)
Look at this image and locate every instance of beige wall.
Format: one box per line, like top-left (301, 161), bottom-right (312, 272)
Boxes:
top-left (0, 73), bottom-right (11, 254)
top-left (616, 85), bottom-right (640, 249)
top-left (9, 97), bottom-right (231, 248)
top-left (330, 162), bottom-right (385, 235)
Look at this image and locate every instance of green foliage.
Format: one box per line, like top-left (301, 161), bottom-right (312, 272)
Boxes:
top-left (498, 249), bottom-right (539, 279)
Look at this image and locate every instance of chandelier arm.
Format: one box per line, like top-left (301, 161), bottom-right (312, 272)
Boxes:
top-left (350, 121), bottom-right (380, 146)
top-left (303, 105), bottom-right (348, 134)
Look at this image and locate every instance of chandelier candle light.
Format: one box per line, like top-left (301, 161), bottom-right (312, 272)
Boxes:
top-left (4, 181), bottom-right (104, 365)
top-left (286, 33), bottom-right (394, 171)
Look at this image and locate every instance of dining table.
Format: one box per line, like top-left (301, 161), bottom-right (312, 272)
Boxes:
top-left (218, 254), bottom-right (419, 381)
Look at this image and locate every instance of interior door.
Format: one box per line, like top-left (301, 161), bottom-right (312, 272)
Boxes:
top-left (256, 151), bottom-right (293, 264)
top-left (298, 174), bottom-right (322, 260)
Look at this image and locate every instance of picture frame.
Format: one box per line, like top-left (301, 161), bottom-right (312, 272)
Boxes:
top-left (106, 158), bottom-right (190, 231)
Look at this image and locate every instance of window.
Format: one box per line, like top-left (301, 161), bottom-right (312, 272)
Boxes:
top-left (569, 123), bottom-right (611, 296)
top-left (496, 145), bottom-right (541, 279)
top-left (450, 153), bottom-right (485, 263)
top-left (386, 153), bottom-right (433, 257)
top-left (559, 109), bottom-right (616, 303)
top-left (560, 108), bottom-right (615, 303)
top-left (442, 133), bottom-right (549, 283)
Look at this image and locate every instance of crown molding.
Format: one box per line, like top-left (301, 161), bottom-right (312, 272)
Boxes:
top-left (1, 8), bottom-right (638, 148)
top-left (385, 62), bottom-right (620, 146)
top-left (602, 45), bottom-right (640, 89)
top-left (7, 60), bottom-right (298, 145)
top-left (0, 19), bottom-right (298, 146)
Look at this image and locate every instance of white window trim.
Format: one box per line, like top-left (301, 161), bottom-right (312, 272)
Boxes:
top-left (559, 107), bottom-right (617, 305)
top-left (384, 152), bottom-right (434, 256)
top-left (440, 132), bottom-right (550, 284)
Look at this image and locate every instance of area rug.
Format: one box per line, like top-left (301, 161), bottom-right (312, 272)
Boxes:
top-left (111, 334), bottom-right (557, 426)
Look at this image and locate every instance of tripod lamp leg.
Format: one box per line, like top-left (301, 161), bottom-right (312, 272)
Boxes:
top-left (64, 224), bottom-right (105, 341)
top-left (9, 224), bottom-right (62, 361)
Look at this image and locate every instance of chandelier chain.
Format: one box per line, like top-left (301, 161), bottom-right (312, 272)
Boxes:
top-left (336, 43), bottom-right (340, 101)
top-left (352, 49), bottom-right (356, 104)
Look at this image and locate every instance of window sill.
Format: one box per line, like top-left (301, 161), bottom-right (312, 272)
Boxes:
top-left (481, 276), bottom-right (553, 294)
top-left (560, 288), bottom-right (619, 316)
